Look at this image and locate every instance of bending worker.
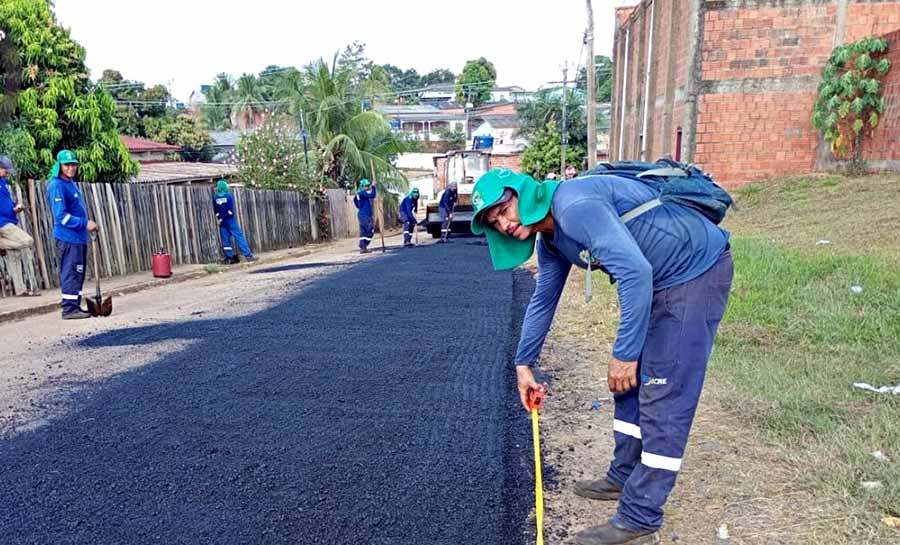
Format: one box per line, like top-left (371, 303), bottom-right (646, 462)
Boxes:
top-left (0, 155), bottom-right (39, 296)
top-left (438, 181), bottom-right (457, 243)
top-left (213, 180), bottom-right (256, 264)
top-left (470, 168), bottom-right (732, 545)
top-left (47, 150), bottom-right (99, 320)
top-left (353, 178), bottom-right (377, 254)
top-left (399, 187), bottom-right (420, 247)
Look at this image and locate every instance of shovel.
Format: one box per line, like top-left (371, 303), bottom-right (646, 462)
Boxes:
top-left (85, 232), bottom-right (113, 317)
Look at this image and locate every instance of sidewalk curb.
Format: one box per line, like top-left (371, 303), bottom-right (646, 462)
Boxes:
top-left (0, 248), bottom-right (318, 325)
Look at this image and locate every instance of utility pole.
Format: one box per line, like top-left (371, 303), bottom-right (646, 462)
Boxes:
top-left (585, 0), bottom-right (597, 169)
top-left (560, 62), bottom-right (569, 175)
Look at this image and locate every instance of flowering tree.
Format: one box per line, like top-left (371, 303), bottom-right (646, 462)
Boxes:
top-left (234, 116), bottom-right (323, 193)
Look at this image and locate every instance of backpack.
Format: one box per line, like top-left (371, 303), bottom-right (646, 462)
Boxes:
top-left (585, 157), bottom-right (734, 224)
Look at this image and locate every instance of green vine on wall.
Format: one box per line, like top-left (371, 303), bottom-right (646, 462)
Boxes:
top-left (813, 37), bottom-right (892, 160)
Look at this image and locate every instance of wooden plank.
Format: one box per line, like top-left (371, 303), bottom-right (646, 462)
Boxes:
top-left (27, 180), bottom-right (51, 289)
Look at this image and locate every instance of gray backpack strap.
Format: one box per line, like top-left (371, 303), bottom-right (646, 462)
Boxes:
top-left (620, 198), bottom-right (663, 223)
top-left (636, 167), bottom-right (688, 178)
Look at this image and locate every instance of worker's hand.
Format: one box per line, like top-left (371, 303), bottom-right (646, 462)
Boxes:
top-left (608, 357), bottom-right (638, 393)
top-left (13, 203), bottom-right (24, 213)
top-left (87, 220), bottom-right (100, 232)
top-left (516, 365), bottom-right (547, 412)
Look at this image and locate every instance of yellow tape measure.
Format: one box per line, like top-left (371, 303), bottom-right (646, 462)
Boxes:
top-left (528, 388), bottom-right (546, 545)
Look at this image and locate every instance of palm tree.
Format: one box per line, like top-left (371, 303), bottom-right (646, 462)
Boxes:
top-left (232, 74), bottom-right (265, 129)
top-left (302, 60), bottom-right (409, 192)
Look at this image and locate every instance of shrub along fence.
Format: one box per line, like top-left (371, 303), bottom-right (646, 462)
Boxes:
top-left (11, 180), bottom-right (324, 290)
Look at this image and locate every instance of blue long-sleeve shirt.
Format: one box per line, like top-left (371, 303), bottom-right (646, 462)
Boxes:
top-left (439, 188), bottom-right (457, 212)
top-left (0, 177), bottom-right (18, 227)
top-left (354, 186), bottom-right (377, 218)
top-left (213, 193), bottom-right (236, 223)
top-left (47, 177), bottom-right (88, 244)
top-left (399, 195), bottom-right (418, 220)
top-left (515, 175), bottom-right (729, 366)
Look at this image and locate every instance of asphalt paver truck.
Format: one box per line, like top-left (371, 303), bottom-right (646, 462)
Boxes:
top-left (425, 150), bottom-right (490, 238)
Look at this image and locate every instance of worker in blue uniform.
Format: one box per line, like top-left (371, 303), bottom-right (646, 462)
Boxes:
top-left (0, 155), bottom-right (40, 296)
top-left (213, 180), bottom-right (256, 264)
top-left (438, 182), bottom-right (457, 243)
top-left (353, 178), bottom-right (377, 254)
top-left (46, 150), bottom-right (99, 320)
top-left (470, 168), bottom-right (733, 545)
top-left (399, 187), bottom-right (420, 247)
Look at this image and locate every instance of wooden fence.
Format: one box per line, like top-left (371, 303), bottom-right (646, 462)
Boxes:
top-left (324, 188), bottom-right (400, 241)
top-left (13, 180), bottom-right (324, 289)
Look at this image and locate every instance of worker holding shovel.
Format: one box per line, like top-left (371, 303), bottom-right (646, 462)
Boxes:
top-left (213, 180), bottom-right (256, 264)
top-left (353, 178), bottom-right (377, 254)
top-left (47, 150), bottom-right (100, 320)
top-left (438, 182), bottom-right (458, 243)
top-left (399, 187), bottom-right (420, 247)
top-left (470, 167), bottom-right (733, 545)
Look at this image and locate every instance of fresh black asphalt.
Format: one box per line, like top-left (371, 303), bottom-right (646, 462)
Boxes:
top-left (1, 242), bottom-right (538, 545)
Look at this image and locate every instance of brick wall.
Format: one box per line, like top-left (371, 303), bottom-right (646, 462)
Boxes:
top-left (863, 29), bottom-right (900, 165)
top-left (489, 153), bottom-right (523, 173)
top-left (611, 0), bottom-right (900, 186)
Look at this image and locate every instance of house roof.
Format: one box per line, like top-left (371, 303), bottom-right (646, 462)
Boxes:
top-left (376, 104), bottom-right (465, 122)
top-left (474, 115), bottom-right (521, 129)
top-left (208, 130), bottom-right (244, 147)
top-left (133, 162), bottom-right (238, 185)
top-left (119, 135), bottom-right (180, 153)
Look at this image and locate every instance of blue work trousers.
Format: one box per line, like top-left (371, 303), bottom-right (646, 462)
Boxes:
top-left (56, 240), bottom-right (87, 314)
top-left (359, 216), bottom-right (374, 250)
top-left (219, 219), bottom-right (253, 259)
top-left (607, 246), bottom-right (733, 532)
top-left (401, 214), bottom-right (416, 245)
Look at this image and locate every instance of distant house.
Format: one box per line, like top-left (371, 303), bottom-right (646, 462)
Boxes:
top-left (207, 130), bottom-right (243, 163)
top-left (376, 104), bottom-right (466, 142)
top-left (120, 136), bottom-right (180, 163)
top-left (417, 83), bottom-right (533, 105)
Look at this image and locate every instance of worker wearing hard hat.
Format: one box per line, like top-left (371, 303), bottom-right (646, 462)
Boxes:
top-left (399, 187), bottom-right (420, 247)
top-left (438, 182), bottom-right (458, 243)
top-left (354, 178), bottom-right (377, 254)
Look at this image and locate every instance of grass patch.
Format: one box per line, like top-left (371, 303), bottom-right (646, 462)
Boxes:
top-left (204, 263), bottom-right (224, 274)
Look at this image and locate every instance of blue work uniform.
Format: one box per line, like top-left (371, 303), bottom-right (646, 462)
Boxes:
top-left (515, 175), bottom-right (733, 532)
top-left (47, 176), bottom-right (89, 313)
top-left (213, 193), bottom-right (253, 259)
top-left (354, 186), bottom-right (377, 250)
top-left (439, 188), bottom-right (457, 240)
top-left (0, 177), bottom-right (18, 228)
top-left (399, 195), bottom-right (419, 245)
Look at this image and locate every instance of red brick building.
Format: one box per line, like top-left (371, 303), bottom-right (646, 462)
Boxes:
top-left (610, 0), bottom-right (900, 186)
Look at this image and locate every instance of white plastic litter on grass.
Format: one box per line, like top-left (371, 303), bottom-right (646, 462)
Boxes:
top-left (850, 285), bottom-right (864, 295)
top-left (816, 239), bottom-right (832, 245)
top-left (861, 481), bottom-right (883, 490)
top-left (872, 450), bottom-right (890, 462)
top-left (854, 382), bottom-right (900, 395)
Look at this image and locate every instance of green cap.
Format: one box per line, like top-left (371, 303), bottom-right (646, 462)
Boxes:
top-left (50, 149), bottom-right (79, 179)
top-left (357, 178), bottom-right (370, 192)
top-left (471, 168), bottom-right (560, 270)
top-left (216, 179), bottom-right (229, 195)
top-left (57, 149), bottom-right (79, 164)
top-left (409, 187), bottom-right (420, 197)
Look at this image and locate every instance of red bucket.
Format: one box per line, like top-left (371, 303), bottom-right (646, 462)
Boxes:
top-left (152, 249), bottom-right (172, 278)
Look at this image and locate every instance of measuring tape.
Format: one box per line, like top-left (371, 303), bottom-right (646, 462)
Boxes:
top-left (527, 388), bottom-right (546, 545)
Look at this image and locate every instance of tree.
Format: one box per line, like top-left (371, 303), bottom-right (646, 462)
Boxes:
top-left (577, 55), bottom-right (613, 102)
top-left (421, 68), bottom-right (455, 86)
top-left (232, 73), bottom-right (265, 128)
top-left (0, 22), bottom-right (21, 126)
top-left (303, 59), bottom-right (409, 192)
top-left (520, 121), bottom-right (585, 180)
top-left (145, 114), bottom-right (212, 161)
top-left (516, 87), bottom-right (588, 151)
top-left (455, 58), bottom-right (496, 107)
top-left (201, 73), bottom-right (234, 130)
top-left (234, 116), bottom-right (320, 192)
top-left (0, 0), bottom-right (137, 182)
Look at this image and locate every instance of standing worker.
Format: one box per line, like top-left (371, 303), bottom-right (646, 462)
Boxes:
top-left (47, 150), bottom-right (99, 320)
top-left (353, 178), bottom-right (377, 254)
top-left (438, 181), bottom-right (457, 243)
top-left (470, 168), bottom-right (732, 545)
top-left (399, 187), bottom-right (420, 247)
top-left (213, 180), bottom-right (256, 264)
top-left (0, 155), bottom-right (39, 296)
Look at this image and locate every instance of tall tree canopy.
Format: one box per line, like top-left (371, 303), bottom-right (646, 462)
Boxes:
top-left (0, 0), bottom-right (137, 182)
top-left (455, 57), bottom-right (497, 108)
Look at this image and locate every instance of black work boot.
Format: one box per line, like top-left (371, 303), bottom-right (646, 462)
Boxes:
top-left (574, 478), bottom-right (623, 500)
top-left (573, 521), bottom-right (660, 545)
top-left (62, 309), bottom-right (91, 320)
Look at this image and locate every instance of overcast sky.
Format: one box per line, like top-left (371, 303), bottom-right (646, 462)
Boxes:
top-left (54, 0), bottom-right (635, 101)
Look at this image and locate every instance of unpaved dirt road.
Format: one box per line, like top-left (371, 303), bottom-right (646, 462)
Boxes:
top-left (0, 240), bottom-right (537, 545)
